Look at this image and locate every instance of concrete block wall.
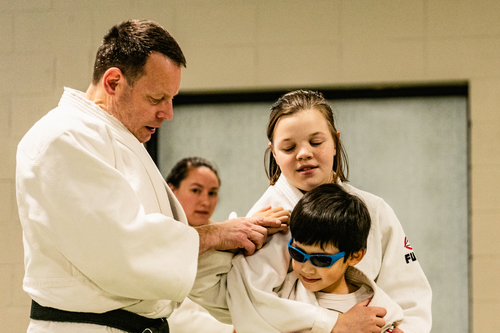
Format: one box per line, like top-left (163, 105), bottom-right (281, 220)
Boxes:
top-left (1, 0), bottom-right (499, 331)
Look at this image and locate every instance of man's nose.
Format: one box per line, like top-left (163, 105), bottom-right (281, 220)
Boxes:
top-left (157, 101), bottom-right (173, 120)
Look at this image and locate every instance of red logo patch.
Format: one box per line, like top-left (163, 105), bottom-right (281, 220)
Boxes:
top-left (404, 237), bottom-right (412, 250)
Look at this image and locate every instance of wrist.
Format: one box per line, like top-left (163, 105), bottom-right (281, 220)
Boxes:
top-left (195, 224), bottom-right (220, 255)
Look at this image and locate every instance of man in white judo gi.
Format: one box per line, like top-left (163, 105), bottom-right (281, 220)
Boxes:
top-left (16, 19), bottom-right (285, 333)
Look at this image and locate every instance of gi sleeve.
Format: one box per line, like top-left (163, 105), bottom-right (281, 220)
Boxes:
top-left (187, 250), bottom-right (235, 324)
top-left (373, 199), bottom-right (433, 333)
top-left (17, 127), bottom-right (199, 303)
top-left (227, 232), bottom-right (338, 333)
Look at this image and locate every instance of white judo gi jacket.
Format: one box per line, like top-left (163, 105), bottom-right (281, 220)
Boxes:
top-left (16, 88), bottom-right (224, 324)
top-left (226, 176), bottom-right (432, 333)
top-left (278, 266), bottom-right (404, 333)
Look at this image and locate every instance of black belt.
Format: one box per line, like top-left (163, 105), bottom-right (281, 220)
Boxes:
top-left (30, 300), bottom-right (169, 333)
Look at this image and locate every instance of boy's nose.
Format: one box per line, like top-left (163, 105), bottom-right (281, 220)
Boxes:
top-left (301, 260), bottom-right (316, 274)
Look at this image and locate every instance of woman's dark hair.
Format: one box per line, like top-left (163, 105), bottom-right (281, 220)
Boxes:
top-left (92, 19), bottom-right (186, 86)
top-left (265, 90), bottom-right (348, 186)
top-left (166, 157), bottom-right (220, 189)
top-left (290, 183), bottom-right (370, 261)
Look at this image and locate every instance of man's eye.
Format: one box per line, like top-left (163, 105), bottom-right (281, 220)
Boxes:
top-left (150, 98), bottom-right (161, 105)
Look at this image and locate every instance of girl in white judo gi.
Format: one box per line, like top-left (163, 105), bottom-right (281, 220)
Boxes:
top-left (281, 183), bottom-right (403, 333)
top-left (226, 90), bottom-right (432, 333)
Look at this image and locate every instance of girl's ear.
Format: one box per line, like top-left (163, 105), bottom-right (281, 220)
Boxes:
top-left (167, 183), bottom-right (176, 191)
top-left (268, 142), bottom-right (277, 159)
top-left (347, 249), bottom-right (366, 267)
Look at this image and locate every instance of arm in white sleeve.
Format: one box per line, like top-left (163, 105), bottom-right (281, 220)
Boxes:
top-left (227, 232), bottom-right (338, 333)
top-left (17, 128), bottom-right (199, 304)
top-left (168, 298), bottom-right (234, 333)
top-left (371, 199), bottom-right (433, 333)
top-left (187, 250), bottom-right (235, 324)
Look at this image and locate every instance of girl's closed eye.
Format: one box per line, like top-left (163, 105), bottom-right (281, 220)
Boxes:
top-left (310, 140), bottom-right (323, 147)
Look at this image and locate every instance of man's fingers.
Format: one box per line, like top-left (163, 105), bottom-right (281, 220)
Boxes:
top-left (375, 316), bottom-right (386, 329)
top-left (373, 306), bottom-right (387, 318)
top-left (266, 224), bottom-right (289, 236)
top-left (242, 239), bottom-right (256, 255)
top-left (248, 227), bottom-right (267, 249)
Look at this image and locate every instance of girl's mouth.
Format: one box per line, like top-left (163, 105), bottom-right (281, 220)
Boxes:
top-left (297, 165), bottom-right (317, 173)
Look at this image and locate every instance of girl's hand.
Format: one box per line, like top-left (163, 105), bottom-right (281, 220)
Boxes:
top-left (252, 206), bottom-right (290, 223)
top-left (252, 206), bottom-right (290, 235)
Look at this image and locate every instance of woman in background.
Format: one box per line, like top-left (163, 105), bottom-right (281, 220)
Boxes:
top-left (166, 156), bottom-right (234, 333)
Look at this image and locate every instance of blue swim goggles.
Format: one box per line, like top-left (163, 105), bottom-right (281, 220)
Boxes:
top-left (288, 238), bottom-right (345, 268)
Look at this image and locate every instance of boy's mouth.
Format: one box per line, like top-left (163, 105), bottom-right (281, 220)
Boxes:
top-left (301, 276), bottom-right (320, 284)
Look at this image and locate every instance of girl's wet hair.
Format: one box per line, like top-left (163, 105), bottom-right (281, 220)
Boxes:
top-left (265, 90), bottom-right (349, 185)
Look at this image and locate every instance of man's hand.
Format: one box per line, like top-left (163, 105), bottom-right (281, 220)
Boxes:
top-left (196, 217), bottom-right (282, 255)
top-left (392, 328), bottom-right (404, 333)
top-left (252, 206), bottom-right (289, 236)
top-left (331, 299), bottom-right (386, 333)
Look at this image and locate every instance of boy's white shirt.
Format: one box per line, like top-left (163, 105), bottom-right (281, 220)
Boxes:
top-left (226, 175), bottom-right (432, 333)
top-left (279, 266), bottom-right (404, 333)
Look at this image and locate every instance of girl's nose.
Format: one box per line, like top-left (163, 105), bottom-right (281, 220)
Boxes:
top-left (296, 145), bottom-right (313, 160)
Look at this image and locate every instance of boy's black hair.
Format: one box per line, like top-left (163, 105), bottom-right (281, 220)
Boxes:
top-left (290, 183), bottom-right (371, 261)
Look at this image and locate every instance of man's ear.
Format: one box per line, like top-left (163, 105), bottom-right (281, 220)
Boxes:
top-left (347, 249), bottom-right (366, 267)
top-left (101, 67), bottom-right (124, 96)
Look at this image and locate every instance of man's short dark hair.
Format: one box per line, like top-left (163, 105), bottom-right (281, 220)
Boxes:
top-left (290, 183), bottom-right (371, 261)
top-left (92, 19), bottom-right (186, 86)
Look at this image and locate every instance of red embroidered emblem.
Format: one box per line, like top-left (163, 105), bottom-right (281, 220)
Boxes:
top-left (404, 237), bottom-right (412, 250)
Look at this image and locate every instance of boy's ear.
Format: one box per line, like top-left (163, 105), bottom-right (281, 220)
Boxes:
top-left (347, 249), bottom-right (366, 267)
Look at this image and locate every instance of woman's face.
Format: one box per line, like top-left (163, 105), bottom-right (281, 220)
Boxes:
top-left (170, 166), bottom-right (219, 226)
top-left (271, 108), bottom-right (336, 192)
